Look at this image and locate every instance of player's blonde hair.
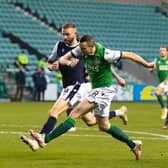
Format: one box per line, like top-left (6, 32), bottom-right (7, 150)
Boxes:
top-left (62, 23), bottom-right (76, 29)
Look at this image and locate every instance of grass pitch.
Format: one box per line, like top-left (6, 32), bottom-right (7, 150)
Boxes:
top-left (1, 102), bottom-right (168, 168)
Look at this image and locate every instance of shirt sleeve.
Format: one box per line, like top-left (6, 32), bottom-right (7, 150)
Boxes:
top-left (104, 48), bottom-right (121, 63)
top-left (71, 46), bottom-right (82, 58)
top-left (48, 42), bottom-right (59, 63)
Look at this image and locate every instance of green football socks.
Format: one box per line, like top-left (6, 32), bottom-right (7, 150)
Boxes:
top-left (45, 117), bottom-right (76, 143)
top-left (107, 124), bottom-right (135, 149)
top-left (44, 117), bottom-right (135, 149)
top-left (157, 95), bottom-right (165, 108)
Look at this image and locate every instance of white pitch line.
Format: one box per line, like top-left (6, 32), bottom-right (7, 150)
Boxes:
top-left (124, 130), bottom-right (168, 139)
top-left (0, 124), bottom-right (40, 128)
top-left (0, 130), bottom-right (168, 141)
top-left (0, 131), bottom-right (27, 135)
top-left (77, 127), bottom-right (168, 139)
top-left (0, 130), bottom-right (166, 140)
top-left (1, 124), bottom-right (168, 140)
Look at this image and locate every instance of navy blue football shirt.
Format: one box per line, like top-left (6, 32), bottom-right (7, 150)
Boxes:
top-left (48, 41), bottom-right (86, 88)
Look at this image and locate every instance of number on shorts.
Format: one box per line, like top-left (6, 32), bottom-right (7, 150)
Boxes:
top-left (91, 90), bottom-right (99, 97)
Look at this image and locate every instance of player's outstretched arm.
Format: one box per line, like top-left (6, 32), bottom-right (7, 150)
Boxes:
top-left (111, 68), bottom-right (125, 87)
top-left (122, 52), bottom-right (154, 68)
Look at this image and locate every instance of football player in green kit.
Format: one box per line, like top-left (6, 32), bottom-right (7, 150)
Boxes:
top-left (30, 34), bottom-right (154, 160)
top-left (152, 46), bottom-right (168, 126)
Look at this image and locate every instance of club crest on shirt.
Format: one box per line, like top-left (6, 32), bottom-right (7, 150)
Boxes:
top-left (61, 48), bottom-right (65, 54)
top-left (86, 63), bottom-right (99, 72)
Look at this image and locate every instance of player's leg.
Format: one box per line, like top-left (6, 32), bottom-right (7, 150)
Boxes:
top-left (20, 97), bottom-right (69, 150)
top-left (163, 114), bottom-right (168, 129)
top-left (81, 105), bottom-right (128, 126)
top-left (66, 108), bottom-right (77, 132)
top-left (32, 83), bottom-right (82, 135)
top-left (155, 85), bottom-right (167, 119)
top-left (26, 83), bottom-right (84, 148)
top-left (109, 105), bottom-right (128, 125)
top-left (20, 84), bottom-right (24, 101)
top-left (67, 82), bottom-right (93, 130)
top-left (91, 86), bottom-right (141, 160)
top-left (163, 96), bottom-right (168, 128)
top-left (39, 97), bottom-right (69, 134)
top-left (44, 98), bottom-right (96, 143)
top-left (15, 84), bottom-right (20, 100)
top-left (29, 98), bottom-right (95, 148)
top-left (81, 112), bottom-right (97, 126)
top-left (37, 88), bottom-right (41, 101)
top-left (81, 105), bottom-right (128, 127)
top-left (96, 115), bottom-right (142, 160)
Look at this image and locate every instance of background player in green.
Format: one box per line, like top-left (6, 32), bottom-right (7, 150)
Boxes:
top-left (151, 46), bottom-right (168, 126)
top-left (30, 34), bottom-right (154, 160)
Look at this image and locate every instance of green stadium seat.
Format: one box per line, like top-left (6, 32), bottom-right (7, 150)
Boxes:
top-left (1, 0), bottom-right (168, 85)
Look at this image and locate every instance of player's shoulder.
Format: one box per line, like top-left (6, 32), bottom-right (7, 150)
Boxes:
top-left (95, 42), bottom-right (105, 50)
top-left (57, 41), bottom-right (64, 47)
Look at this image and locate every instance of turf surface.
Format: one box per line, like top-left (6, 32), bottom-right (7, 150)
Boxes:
top-left (0, 102), bottom-right (168, 168)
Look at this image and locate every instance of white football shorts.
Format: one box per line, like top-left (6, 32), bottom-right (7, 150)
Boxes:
top-left (60, 82), bottom-right (91, 106)
top-left (159, 81), bottom-right (168, 96)
top-left (86, 86), bottom-right (117, 117)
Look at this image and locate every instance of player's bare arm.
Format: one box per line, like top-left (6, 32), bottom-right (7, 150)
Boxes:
top-left (111, 68), bottom-right (125, 87)
top-left (122, 51), bottom-right (154, 68)
top-left (59, 52), bottom-right (79, 67)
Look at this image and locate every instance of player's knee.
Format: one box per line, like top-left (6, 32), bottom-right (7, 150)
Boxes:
top-left (69, 108), bottom-right (81, 120)
top-left (82, 116), bottom-right (97, 126)
top-left (48, 110), bottom-right (58, 118)
top-left (48, 110), bottom-right (53, 116)
top-left (73, 105), bottom-right (85, 115)
top-left (98, 124), bottom-right (109, 132)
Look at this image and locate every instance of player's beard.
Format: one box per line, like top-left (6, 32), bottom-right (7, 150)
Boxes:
top-left (64, 38), bottom-right (75, 46)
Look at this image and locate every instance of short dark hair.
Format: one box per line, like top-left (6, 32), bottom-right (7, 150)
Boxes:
top-left (160, 46), bottom-right (168, 50)
top-left (62, 23), bottom-right (76, 29)
top-left (80, 34), bottom-right (95, 47)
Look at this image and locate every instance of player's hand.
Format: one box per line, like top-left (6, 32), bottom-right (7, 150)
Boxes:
top-left (149, 67), bottom-right (155, 72)
top-left (47, 61), bottom-right (59, 71)
top-left (147, 61), bottom-right (155, 72)
top-left (146, 62), bottom-right (155, 69)
top-left (118, 78), bottom-right (126, 87)
top-left (68, 58), bottom-right (79, 67)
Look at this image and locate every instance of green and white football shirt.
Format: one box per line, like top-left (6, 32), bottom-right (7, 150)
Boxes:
top-left (72, 42), bottom-right (121, 88)
top-left (155, 57), bottom-right (168, 82)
